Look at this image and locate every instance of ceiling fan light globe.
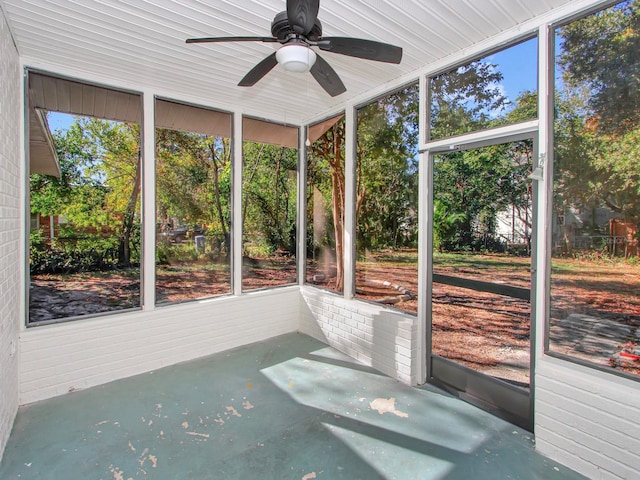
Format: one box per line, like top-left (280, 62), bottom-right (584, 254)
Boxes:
top-left (276, 44), bottom-right (317, 73)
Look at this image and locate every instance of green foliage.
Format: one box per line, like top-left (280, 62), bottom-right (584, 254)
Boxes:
top-left (427, 62), bottom-right (535, 254)
top-left (430, 61), bottom-right (509, 139)
top-left (30, 235), bottom-right (123, 274)
top-left (243, 142), bottom-right (297, 255)
top-left (156, 242), bottom-right (199, 264)
top-left (433, 200), bottom-right (467, 251)
top-left (30, 117), bottom-right (142, 271)
top-left (243, 238), bottom-right (274, 258)
top-left (156, 130), bottom-right (231, 243)
top-left (155, 241), bottom-right (172, 265)
top-left (357, 84), bottom-right (419, 250)
top-left (433, 140), bottom-right (532, 252)
top-left (502, 91), bottom-right (538, 125)
top-left (557, 0), bottom-right (640, 134)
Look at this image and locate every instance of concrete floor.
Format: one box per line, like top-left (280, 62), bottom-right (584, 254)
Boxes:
top-left (1, 333), bottom-right (585, 480)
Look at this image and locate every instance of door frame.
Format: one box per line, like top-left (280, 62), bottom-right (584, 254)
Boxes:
top-left (422, 126), bottom-right (539, 431)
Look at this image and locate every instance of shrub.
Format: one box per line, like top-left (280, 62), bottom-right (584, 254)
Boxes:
top-left (29, 235), bottom-right (122, 274)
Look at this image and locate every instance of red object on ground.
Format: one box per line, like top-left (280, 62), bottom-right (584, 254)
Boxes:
top-left (620, 350), bottom-right (640, 361)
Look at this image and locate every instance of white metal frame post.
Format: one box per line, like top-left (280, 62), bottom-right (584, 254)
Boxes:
top-left (416, 73), bottom-right (429, 385)
top-left (232, 113), bottom-right (243, 295)
top-left (141, 92), bottom-right (156, 310)
top-left (297, 126), bottom-right (307, 285)
top-left (535, 22), bottom-right (553, 362)
top-left (343, 104), bottom-right (357, 300)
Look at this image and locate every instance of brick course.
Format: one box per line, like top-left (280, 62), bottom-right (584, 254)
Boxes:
top-left (299, 286), bottom-right (417, 385)
top-left (19, 287), bottom-right (300, 404)
top-left (536, 358), bottom-right (640, 479)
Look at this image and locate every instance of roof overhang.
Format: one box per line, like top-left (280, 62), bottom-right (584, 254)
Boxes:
top-left (29, 73), bottom-right (302, 149)
top-left (29, 108), bottom-right (60, 178)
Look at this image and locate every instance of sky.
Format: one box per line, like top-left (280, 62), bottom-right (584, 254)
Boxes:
top-left (47, 112), bottom-right (76, 133)
top-left (487, 37), bottom-right (538, 104)
top-left (47, 38), bottom-right (540, 134)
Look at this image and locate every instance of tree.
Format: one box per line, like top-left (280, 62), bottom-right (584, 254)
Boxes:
top-left (554, 0), bottom-right (640, 239)
top-left (557, 0), bottom-right (640, 134)
top-left (30, 120), bottom-right (99, 222)
top-left (86, 120), bottom-right (141, 266)
top-left (429, 77), bottom-right (537, 252)
top-left (31, 117), bottom-right (142, 266)
top-left (430, 60), bottom-right (509, 139)
top-left (156, 129), bottom-right (232, 251)
top-left (308, 118), bottom-right (345, 289)
top-left (307, 85), bottom-right (420, 290)
top-left (356, 84), bottom-right (419, 251)
top-left (243, 142), bottom-right (297, 255)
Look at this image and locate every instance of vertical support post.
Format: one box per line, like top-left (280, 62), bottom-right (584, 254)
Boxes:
top-left (232, 113), bottom-right (244, 295)
top-left (343, 105), bottom-right (356, 300)
top-left (297, 126), bottom-right (307, 285)
top-left (416, 73), bottom-right (429, 385)
top-left (21, 69), bottom-right (29, 328)
top-left (535, 23), bottom-right (553, 365)
top-left (141, 92), bottom-right (156, 310)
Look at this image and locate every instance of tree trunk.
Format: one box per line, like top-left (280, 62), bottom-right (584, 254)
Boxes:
top-left (208, 143), bottom-right (229, 253)
top-left (118, 151), bottom-right (141, 266)
top-left (328, 125), bottom-right (346, 291)
top-left (242, 144), bottom-right (266, 227)
top-left (309, 120), bottom-right (348, 291)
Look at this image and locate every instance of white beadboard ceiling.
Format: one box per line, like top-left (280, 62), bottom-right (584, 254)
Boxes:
top-left (2, 0), bottom-right (581, 125)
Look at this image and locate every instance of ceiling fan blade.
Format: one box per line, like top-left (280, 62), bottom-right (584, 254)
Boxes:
top-left (186, 36), bottom-right (278, 44)
top-left (238, 52), bottom-right (278, 87)
top-left (287, 0), bottom-right (320, 36)
top-left (310, 54), bottom-right (346, 97)
top-left (318, 37), bottom-right (403, 64)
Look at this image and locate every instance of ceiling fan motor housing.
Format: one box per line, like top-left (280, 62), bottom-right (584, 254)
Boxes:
top-left (271, 11), bottom-right (322, 41)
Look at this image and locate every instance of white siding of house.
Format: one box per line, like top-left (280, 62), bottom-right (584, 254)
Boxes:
top-left (0, 7), bottom-right (22, 463)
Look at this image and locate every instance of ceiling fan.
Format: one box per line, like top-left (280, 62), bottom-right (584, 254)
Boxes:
top-left (186, 0), bottom-right (403, 97)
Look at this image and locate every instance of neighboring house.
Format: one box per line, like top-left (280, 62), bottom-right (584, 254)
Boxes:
top-left (552, 205), bottom-right (638, 257)
top-left (495, 204), bottom-right (531, 246)
top-left (496, 201), bottom-right (638, 257)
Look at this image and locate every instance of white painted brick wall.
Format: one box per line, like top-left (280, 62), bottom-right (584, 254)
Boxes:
top-left (19, 287), bottom-right (299, 404)
top-left (536, 356), bottom-right (640, 479)
top-left (299, 286), bottom-right (417, 385)
top-left (0, 9), bottom-right (21, 464)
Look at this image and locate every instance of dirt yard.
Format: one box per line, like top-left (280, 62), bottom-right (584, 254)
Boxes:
top-left (29, 256), bottom-right (296, 320)
top-left (311, 250), bottom-right (640, 382)
top-left (30, 251), bottom-right (639, 382)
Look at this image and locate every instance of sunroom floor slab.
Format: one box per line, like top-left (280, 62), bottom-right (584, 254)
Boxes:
top-left (0, 332), bottom-right (585, 480)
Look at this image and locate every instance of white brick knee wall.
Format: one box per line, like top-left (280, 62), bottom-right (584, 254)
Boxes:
top-left (19, 288), bottom-right (300, 405)
top-left (0, 9), bottom-right (22, 463)
top-left (299, 286), bottom-right (417, 385)
top-left (536, 358), bottom-right (640, 479)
